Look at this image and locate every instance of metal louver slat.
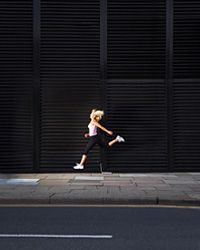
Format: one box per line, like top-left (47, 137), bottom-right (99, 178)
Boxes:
top-left (107, 0), bottom-right (166, 80)
top-left (106, 0), bottom-right (167, 172)
top-left (40, 0), bottom-right (101, 171)
top-left (173, 0), bottom-right (200, 171)
top-left (0, 1), bottom-right (33, 172)
top-left (173, 81), bottom-right (200, 170)
top-left (174, 0), bottom-right (200, 79)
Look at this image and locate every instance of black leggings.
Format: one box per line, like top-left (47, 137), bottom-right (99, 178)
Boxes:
top-left (83, 135), bottom-right (109, 155)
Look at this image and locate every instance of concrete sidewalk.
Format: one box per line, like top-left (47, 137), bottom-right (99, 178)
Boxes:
top-left (0, 172), bottom-right (200, 206)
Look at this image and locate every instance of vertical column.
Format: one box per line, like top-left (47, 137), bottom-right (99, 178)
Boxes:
top-left (100, 0), bottom-right (107, 171)
top-left (33, 0), bottom-right (40, 171)
top-left (166, 0), bottom-right (174, 171)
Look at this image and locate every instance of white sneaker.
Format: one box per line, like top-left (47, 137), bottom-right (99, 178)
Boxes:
top-left (116, 135), bottom-right (125, 143)
top-left (73, 163), bottom-right (84, 170)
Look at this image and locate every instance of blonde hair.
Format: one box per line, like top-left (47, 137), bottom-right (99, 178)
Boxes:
top-left (90, 109), bottom-right (104, 120)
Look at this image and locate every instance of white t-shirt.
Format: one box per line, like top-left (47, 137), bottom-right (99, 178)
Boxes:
top-left (88, 123), bottom-right (97, 136)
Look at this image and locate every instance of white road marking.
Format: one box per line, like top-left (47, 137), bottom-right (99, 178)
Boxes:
top-left (0, 234), bottom-right (112, 239)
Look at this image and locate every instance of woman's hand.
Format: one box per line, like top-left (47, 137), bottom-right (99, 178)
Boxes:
top-left (84, 133), bottom-right (90, 138)
top-left (107, 130), bottom-right (113, 136)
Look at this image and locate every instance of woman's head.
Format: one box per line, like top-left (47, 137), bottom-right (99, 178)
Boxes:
top-left (90, 109), bottom-right (104, 121)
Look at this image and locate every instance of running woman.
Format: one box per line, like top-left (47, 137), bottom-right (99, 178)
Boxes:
top-left (73, 109), bottom-right (125, 169)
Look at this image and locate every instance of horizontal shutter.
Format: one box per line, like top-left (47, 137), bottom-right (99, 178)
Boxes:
top-left (40, 0), bottom-right (101, 171)
top-left (107, 0), bottom-right (166, 80)
top-left (0, 1), bottom-right (33, 172)
top-left (174, 0), bottom-right (200, 79)
top-left (1, 0), bottom-right (200, 173)
top-left (106, 0), bottom-right (167, 171)
top-left (173, 1), bottom-right (200, 170)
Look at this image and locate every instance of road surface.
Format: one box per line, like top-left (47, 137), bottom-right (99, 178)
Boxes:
top-left (0, 206), bottom-right (199, 250)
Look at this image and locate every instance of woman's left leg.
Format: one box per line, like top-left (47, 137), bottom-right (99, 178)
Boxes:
top-left (108, 138), bottom-right (118, 147)
top-left (98, 135), bottom-right (118, 148)
top-left (109, 135), bottom-right (125, 146)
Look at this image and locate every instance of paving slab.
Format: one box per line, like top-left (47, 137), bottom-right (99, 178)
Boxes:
top-left (75, 176), bottom-right (104, 181)
top-left (0, 172), bottom-right (199, 206)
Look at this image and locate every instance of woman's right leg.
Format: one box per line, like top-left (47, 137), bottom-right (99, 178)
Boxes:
top-left (79, 154), bottom-right (87, 166)
top-left (79, 136), bottom-right (97, 166)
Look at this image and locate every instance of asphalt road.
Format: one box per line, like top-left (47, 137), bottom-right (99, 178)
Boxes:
top-left (0, 206), bottom-right (200, 250)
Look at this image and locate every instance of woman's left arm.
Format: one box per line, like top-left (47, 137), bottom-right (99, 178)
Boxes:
top-left (92, 120), bottom-right (113, 136)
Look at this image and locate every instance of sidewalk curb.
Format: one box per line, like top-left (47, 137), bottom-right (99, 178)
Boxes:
top-left (0, 198), bottom-right (200, 207)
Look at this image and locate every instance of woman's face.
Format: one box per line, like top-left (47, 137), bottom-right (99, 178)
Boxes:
top-left (95, 116), bottom-right (100, 121)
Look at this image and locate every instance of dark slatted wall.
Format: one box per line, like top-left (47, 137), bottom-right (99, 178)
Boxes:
top-left (106, 0), bottom-right (167, 172)
top-left (40, 0), bottom-right (101, 171)
top-left (1, 0), bottom-right (200, 173)
top-left (173, 0), bottom-right (200, 170)
top-left (0, 1), bottom-right (33, 171)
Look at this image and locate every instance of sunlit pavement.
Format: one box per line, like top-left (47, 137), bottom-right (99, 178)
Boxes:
top-left (0, 172), bottom-right (200, 206)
